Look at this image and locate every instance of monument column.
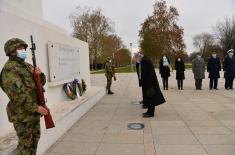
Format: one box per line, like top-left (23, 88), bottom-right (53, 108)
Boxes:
top-left (0, 0), bottom-right (44, 18)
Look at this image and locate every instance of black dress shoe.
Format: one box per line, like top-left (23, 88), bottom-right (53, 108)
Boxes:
top-left (142, 112), bottom-right (148, 115)
top-left (142, 113), bottom-right (154, 118)
top-left (108, 91), bottom-right (114, 95)
top-left (139, 101), bottom-right (143, 104)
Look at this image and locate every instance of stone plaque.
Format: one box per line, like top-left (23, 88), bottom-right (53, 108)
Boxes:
top-left (47, 41), bottom-right (80, 84)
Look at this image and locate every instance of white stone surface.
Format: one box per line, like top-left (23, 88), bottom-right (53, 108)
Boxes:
top-left (0, 86), bottom-right (106, 155)
top-left (1, 0), bottom-right (44, 19)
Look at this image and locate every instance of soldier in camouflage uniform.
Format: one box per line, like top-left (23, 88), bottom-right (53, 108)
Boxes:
top-left (105, 57), bottom-right (115, 94)
top-left (0, 38), bottom-right (49, 155)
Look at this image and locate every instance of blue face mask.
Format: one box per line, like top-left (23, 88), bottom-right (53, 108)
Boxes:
top-left (17, 49), bottom-right (27, 60)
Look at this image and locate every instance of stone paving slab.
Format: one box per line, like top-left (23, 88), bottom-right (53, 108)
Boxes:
top-left (45, 70), bottom-right (235, 155)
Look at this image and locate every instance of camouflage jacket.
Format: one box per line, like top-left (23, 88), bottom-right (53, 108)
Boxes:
top-left (0, 57), bottom-right (46, 123)
top-left (105, 62), bottom-right (113, 78)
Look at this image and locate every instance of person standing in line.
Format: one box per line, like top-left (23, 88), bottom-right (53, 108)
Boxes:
top-left (192, 54), bottom-right (205, 90)
top-left (105, 57), bottom-right (116, 94)
top-left (0, 38), bottom-right (48, 155)
top-left (175, 56), bottom-right (185, 90)
top-left (207, 51), bottom-right (221, 90)
top-left (136, 61), bottom-right (146, 108)
top-left (223, 49), bottom-right (235, 90)
top-left (159, 54), bottom-right (171, 90)
top-left (133, 53), bottom-right (165, 117)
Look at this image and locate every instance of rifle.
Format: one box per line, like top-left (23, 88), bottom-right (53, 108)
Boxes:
top-left (112, 65), bottom-right (116, 81)
top-left (30, 35), bottom-right (55, 129)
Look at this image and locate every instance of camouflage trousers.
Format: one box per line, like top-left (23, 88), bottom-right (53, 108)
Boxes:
top-left (106, 76), bottom-right (112, 92)
top-left (13, 119), bottom-right (40, 155)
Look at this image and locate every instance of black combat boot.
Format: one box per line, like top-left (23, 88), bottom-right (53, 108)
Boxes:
top-left (108, 90), bottom-right (114, 95)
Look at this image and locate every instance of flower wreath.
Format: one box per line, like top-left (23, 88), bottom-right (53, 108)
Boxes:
top-left (73, 79), bottom-right (83, 97)
top-left (63, 83), bottom-right (76, 100)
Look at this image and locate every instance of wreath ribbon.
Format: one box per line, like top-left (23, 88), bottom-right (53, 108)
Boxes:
top-left (63, 79), bottom-right (87, 100)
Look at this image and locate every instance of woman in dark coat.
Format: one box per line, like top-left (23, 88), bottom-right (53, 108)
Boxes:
top-left (159, 55), bottom-right (171, 90)
top-left (133, 53), bottom-right (165, 117)
top-left (207, 52), bottom-right (221, 90)
top-left (175, 57), bottom-right (185, 90)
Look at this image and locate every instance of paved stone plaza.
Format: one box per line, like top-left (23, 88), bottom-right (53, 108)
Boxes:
top-left (45, 70), bottom-right (235, 155)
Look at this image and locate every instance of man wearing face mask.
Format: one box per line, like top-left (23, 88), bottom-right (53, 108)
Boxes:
top-left (192, 53), bottom-right (205, 90)
top-left (105, 57), bottom-right (115, 94)
top-left (223, 49), bottom-right (235, 90)
top-left (0, 38), bottom-right (48, 155)
top-left (207, 51), bottom-right (221, 90)
top-left (159, 55), bottom-right (171, 90)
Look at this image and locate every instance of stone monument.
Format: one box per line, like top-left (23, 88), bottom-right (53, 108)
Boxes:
top-left (0, 1), bottom-right (105, 154)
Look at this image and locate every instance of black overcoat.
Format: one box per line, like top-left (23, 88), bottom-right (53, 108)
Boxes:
top-left (207, 57), bottom-right (221, 79)
top-left (140, 56), bottom-right (165, 107)
top-left (159, 59), bottom-right (171, 78)
top-left (175, 60), bottom-right (185, 80)
top-left (223, 56), bottom-right (235, 79)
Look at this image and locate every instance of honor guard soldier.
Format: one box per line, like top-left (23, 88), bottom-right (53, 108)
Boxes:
top-left (105, 57), bottom-right (116, 94)
top-left (0, 38), bottom-right (49, 155)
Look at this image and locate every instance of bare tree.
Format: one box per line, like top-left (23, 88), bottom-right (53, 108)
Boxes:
top-left (69, 7), bottom-right (114, 69)
top-left (214, 16), bottom-right (235, 55)
top-left (193, 33), bottom-right (215, 58)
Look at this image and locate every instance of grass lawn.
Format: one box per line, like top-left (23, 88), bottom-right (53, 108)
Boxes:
top-left (91, 63), bottom-right (192, 74)
top-left (91, 66), bottom-right (137, 74)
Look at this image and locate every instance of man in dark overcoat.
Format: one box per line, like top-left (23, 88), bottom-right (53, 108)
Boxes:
top-left (133, 53), bottom-right (165, 117)
top-left (223, 49), bottom-right (235, 90)
top-left (207, 51), bottom-right (221, 90)
top-left (136, 62), bottom-right (146, 107)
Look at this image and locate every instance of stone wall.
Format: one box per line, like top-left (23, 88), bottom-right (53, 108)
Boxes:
top-left (0, 0), bottom-right (91, 138)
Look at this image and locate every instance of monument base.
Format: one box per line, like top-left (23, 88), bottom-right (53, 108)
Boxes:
top-left (0, 86), bottom-right (106, 155)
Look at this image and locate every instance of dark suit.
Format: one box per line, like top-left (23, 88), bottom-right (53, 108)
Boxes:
top-left (140, 56), bottom-right (165, 115)
top-left (136, 63), bottom-right (144, 105)
top-left (207, 57), bottom-right (221, 89)
top-left (136, 63), bottom-right (142, 87)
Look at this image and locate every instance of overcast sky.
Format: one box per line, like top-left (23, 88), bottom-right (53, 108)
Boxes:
top-left (42, 0), bottom-right (235, 53)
